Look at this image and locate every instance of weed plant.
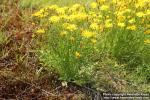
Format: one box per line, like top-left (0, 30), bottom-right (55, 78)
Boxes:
top-left (32, 0), bottom-right (150, 91)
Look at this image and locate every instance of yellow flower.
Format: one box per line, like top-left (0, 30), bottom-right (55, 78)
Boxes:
top-left (60, 31), bottom-right (67, 36)
top-left (77, 13), bottom-right (88, 20)
top-left (90, 23), bottom-right (99, 30)
top-left (101, 5), bottom-right (109, 11)
top-left (124, 9), bottom-right (131, 13)
top-left (32, 9), bottom-right (48, 18)
top-left (59, 15), bottom-right (68, 20)
top-left (128, 18), bottom-right (136, 24)
top-left (68, 13), bottom-right (87, 21)
top-left (49, 16), bottom-right (61, 23)
top-left (75, 51), bottom-right (81, 58)
top-left (118, 22), bottom-right (125, 28)
top-left (56, 8), bottom-right (66, 15)
top-left (67, 15), bottom-right (75, 21)
top-left (115, 11), bottom-right (124, 16)
top-left (112, 0), bottom-right (117, 3)
top-left (91, 39), bottom-right (97, 44)
top-left (106, 15), bottom-right (109, 19)
top-left (105, 23), bottom-right (113, 28)
top-left (127, 25), bottom-right (136, 31)
top-left (89, 11), bottom-right (97, 17)
top-left (145, 10), bottom-right (150, 16)
top-left (144, 39), bottom-right (150, 44)
top-left (146, 24), bottom-right (150, 28)
top-left (136, 12), bottom-right (145, 17)
top-left (81, 30), bottom-right (95, 38)
top-left (105, 19), bottom-right (113, 28)
top-left (144, 30), bottom-right (150, 35)
top-left (36, 29), bottom-right (45, 34)
top-left (63, 23), bottom-right (77, 31)
top-left (127, 16), bottom-right (131, 19)
top-left (72, 4), bottom-right (82, 9)
top-left (135, 1), bottom-right (146, 8)
top-left (117, 15), bottom-right (126, 22)
top-left (69, 4), bottom-right (83, 12)
top-left (99, 24), bottom-right (104, 32)
top-left (90, 2), bottom-right (98, 9)
top-left (91, 17), bottom-right (101, 23)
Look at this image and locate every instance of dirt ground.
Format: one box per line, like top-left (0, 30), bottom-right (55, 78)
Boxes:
top-left (0, 1), bottom-right (90, 99)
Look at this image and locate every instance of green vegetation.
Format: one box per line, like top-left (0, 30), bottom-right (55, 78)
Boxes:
top-left (31, 0), bottom-right (150, 92)
top-left (0, 0), bottom-right (149, 99)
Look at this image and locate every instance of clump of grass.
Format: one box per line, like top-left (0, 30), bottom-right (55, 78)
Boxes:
top-left (32, 0), bottom-right (150, 91)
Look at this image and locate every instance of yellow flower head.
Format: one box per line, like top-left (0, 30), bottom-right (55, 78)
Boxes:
top-left (117, 15), bottom-right (126, 22)
top-left (81, 30), bottom-right (95, 38)
top-left (136, 12), bottom-right (145, 17)
top-left (49, 16), bottom-right (61, 23)
top-left (90, 2), bottom-right (98, 9)
top-left (105, 19), bottom-right (113, 28)
top-left (101, 5), bottom-right (109, 11)
top-left (60, 31), bottom-right (68, 36)
top-left (63, 23), bottom-right (77, 31)
top-left (124, 9), bottom-right (131, 13)
top-left (72, 4), bottom-right (82, 9)
top-left (145, 10), bottom-right (150, 16)
top-left (144, 30), bottom-right (150, 35)
top-left (75, 51), bottom-right (81, 58)
top-left (127, 25), bottom-right (136, 31)
top-left (59, 15), bottom-right (68, 20)
top-left (117, 22), bottom-right (125, 28)
top-left (77, 13), bottom-right (88, 21)
top-left (68, 13), bottom-right (87, 21)
top-left (90, 23), bottom-right (99, 30)
top-left (144, 39), bottom-right (150, 44)
top-left (32, 9), bottom-right (48, 18)
top-left (69, 4), bottom-right (83, 12)
top-left (36, 29), bottom-right (45, 34)
top-left (146, 24), bottom-right (150, 28)
top-left (91, 39), bottom-right (97, 44)
top-left (135, 1), bottom-right (146, 8)
top-left (128, 18), bottom-right (136, 24)
top-left (56, 8), bottom-right (66, 15)
top-left (112, 0), bottom-right (117, 3)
